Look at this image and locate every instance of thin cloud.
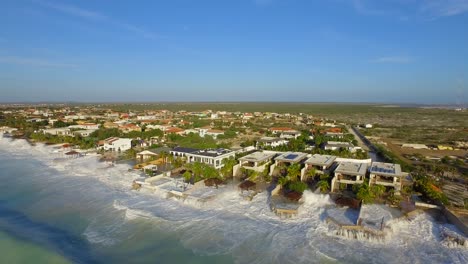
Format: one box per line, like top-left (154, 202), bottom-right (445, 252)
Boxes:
top-left (0, 56), bottom-right (78, 68)
top-left (35, 0), bottom-right (107, 20)
top-left (347, 0), bottom-right (468, 20)
top-left (34, 0), bottom-right (162, 40)
top-left (372, 56), bottom-right (414, 63)
top-left (420, 0), bottom-right (468, 18)
top-left (351, 0), bottom-right (389, 16)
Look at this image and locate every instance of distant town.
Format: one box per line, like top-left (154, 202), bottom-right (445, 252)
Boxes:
top-left (0, 103), bottom-right (466, 244)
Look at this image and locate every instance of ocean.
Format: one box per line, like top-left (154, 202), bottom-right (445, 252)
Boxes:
top-left (0, 137), bottom-right (466, 264)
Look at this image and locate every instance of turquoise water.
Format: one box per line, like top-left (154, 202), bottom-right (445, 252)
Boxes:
top-left (0, 144), bottom-right (233, 264)
top-left (0, 138), bottom-right (467, 264)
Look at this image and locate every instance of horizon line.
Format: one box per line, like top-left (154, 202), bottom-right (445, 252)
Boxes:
top-left (0, 101), bottom-right (464, 107)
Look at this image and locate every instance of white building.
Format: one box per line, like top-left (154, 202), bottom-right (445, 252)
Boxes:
top-left (257, 137), bottom-right (289, 148)
top-left (237, 151), bottom-right (276, 173)
top-left (304, 154), bottom-right (337, 174)
top-left (368, 162), bottom-right (405, 192)
top-left (101, 137), bottom-right (132, 152)
top-left (274, 152), bottom-right (308, 166)
top-left (42, 128), bottom-right (72, 136)
top-left (170, 147), bottom-right (235, 169)
top-left (331, 162), bottom-right (368, 192)
top-left (68, 123), bottom-right (100, 130)
top-left (205, 129), bottom-right (225, 139)
top-left (73, 129), bottom-right (97, 137)
top-left (324, 141), bottom-right (354, 151)
top-left (137, 115), bottom-right (158, 120)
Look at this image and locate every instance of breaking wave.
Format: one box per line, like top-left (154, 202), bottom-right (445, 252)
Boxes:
top-left (1, 137), bottom-right (467, 264)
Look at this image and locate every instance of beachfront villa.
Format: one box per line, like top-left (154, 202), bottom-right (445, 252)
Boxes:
top-left (369, 162), bottom-right (405, 192)
top-left (100, 137), bottom-right (132, 152)
top-left (274, 151), bottom-right (308, 166)
top-left (237, 151), bottom-right (276, 173)
top-left (331, 162), bottom-right (368, 192)
top-left (270, 151), bottom-right (308, 177)
top-left (170, 147), bottom-right (235, 169)
top-left (304, 154), bottom-right (337, 174)
top-left (136, 147), bottom-right (171, 162)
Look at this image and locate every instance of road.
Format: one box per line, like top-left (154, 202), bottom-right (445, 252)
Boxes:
top-left (347, 126), bottom-right (384, 162)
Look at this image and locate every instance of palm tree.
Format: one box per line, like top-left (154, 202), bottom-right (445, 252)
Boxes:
top-left (248, 170), bottom-right (259, 182)
top-left (192, 162), bottom-right (203, 181)
top-left (317, 180), bottom-right (329, 193)
top-left (174, 157), bottom-right (184, 168)
top-left (287, 163), bottom-right (301, 181)
top-left (370, 185), bottom-right (385, 198)
top-left (320, 173), bottom-right (330, 181)
top-left (221, 157), bottom-right (237, 179)
top-left (278, 176), bottom-right (289, 188)
top-left (159, 151), bottom-right (168, 164)
top-left (277, 163), bottom-right (287, 176)
top-left (306, 167), bottom-right (316, 181)
top-left (167, 154), bottom-right (175, 164)
top-left (203, 165), bottom-right (218, 180)
top-left (183, 170), bottom-right (192, 183)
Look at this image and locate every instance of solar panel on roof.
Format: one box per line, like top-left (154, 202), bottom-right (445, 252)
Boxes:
top-left (285, 154), bottom-right (298, 160)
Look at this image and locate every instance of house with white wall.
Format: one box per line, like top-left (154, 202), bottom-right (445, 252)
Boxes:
top-left (368, 162), bottom-right (405, 192)
top-left (100, 137), bottom-right (132, 152)
top-left (170, 147), bottom-right (235, 169)
top-left (42, 128), bottom-right (72, 136)
top-left (331, 162), bottom-right (368, 192)
top-left (257, 137), bottom-right (289, 148)
top-left (304, 154), bottom-right (337, 174)
top-left (237, 151), bottom-right (276, 174)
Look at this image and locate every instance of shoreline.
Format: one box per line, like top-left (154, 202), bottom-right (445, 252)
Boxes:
top-left (1, 136), bottom-right (467, 263)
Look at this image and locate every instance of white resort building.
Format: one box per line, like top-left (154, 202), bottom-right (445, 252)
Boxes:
top-left (368, 162), bottom-right (405, 192)
top-left (170, 147), bottom-right (235, 169)
top-left (237, 151), bottom-right (276, 173)
top-left (100, 137), bottom-right (132, 152)
top-left (274, 152), bottom-right (308, 166)
top-left (331, 162), bottom-right (368, 192)
top-left (304, 154), bottom-right (337, 174)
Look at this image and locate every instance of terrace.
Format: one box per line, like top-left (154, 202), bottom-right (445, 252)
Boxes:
top-left (239, 151), bottom-right (276, 170)
top-left (331, 162), bottom-right (368, 192)
top-left (304, 154), bottom-right (337, 173)
top-left (369, 162), bottom-right (404, 191)
top-left (274, 152), bottom-right (308, 166)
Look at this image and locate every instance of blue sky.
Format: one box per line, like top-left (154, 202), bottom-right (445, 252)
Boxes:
top-left (1, 0), bottom-right (467, 104)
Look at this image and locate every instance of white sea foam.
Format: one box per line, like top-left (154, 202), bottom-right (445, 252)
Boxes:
top-left (1, 137), bottom-right (467, 263)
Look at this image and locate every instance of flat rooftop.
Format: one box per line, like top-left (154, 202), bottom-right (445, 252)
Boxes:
top-left (305, 154), bottom-right (337, 167)
top-left (191, 148), bottom-right (234, 157)
top-left (275, 152), bottom-right (308, 163)
top-left (335, 162), bottom-right (368, 176)
top-left (239, 151), bottom-right (276, 163)
top-left (258, 137), bottom-right (285, 143)
top-left (369, 162), bottom-right (402, 177)
top-left (325, 141), bottom-right (354, 147)
top-left (171, 147), bottom-right (199, 154)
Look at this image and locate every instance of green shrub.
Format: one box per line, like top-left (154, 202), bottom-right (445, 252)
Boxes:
top-left (288, 181), bottom-right (308, 194)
